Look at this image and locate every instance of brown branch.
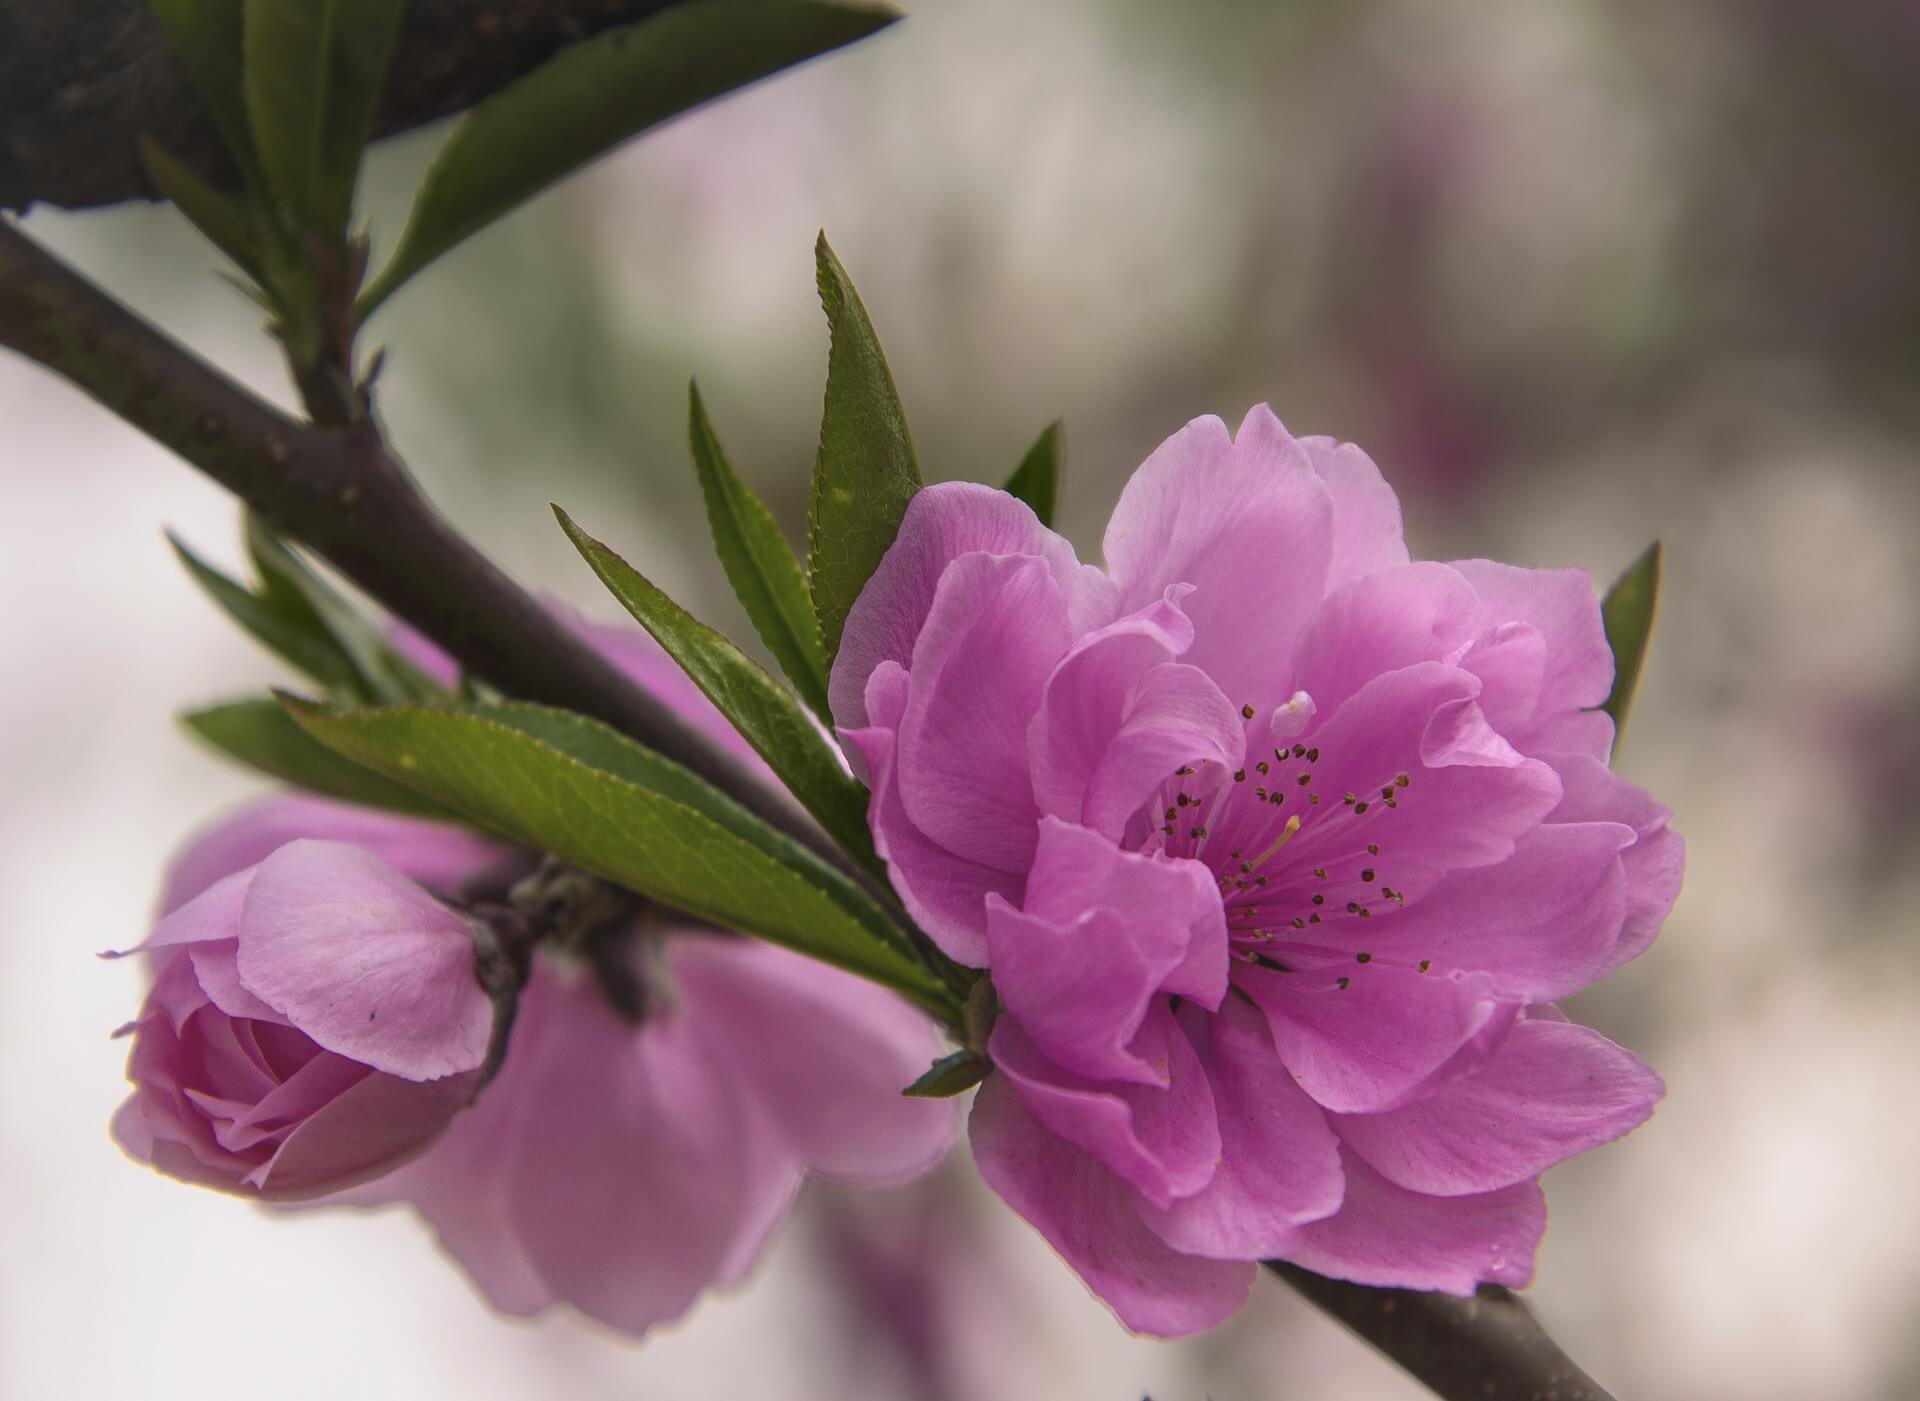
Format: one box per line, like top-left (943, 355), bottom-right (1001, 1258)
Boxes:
top-left (1265, 1262), bottom-right (1617, 1401)
top-left (0, 0), bottom-right (685, 212)
top-left (0, 216), bottom-right (857, 887)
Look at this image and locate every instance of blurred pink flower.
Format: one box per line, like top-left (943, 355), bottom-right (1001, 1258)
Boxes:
top-left (115, 621), bottom-right (958, 1336)
top-left (833, 405), bottom-right (1681, 1335)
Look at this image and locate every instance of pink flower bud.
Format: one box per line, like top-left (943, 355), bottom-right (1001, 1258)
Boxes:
top-left (109, 839), bottom-right (493, 1201)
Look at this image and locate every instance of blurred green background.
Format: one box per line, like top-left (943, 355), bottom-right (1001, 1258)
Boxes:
top-left (4, 1), bottom-right (1917, 1397)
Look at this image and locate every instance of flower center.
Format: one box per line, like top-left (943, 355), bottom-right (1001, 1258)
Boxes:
top-left (1148, 702), bottom-right (1431, 989)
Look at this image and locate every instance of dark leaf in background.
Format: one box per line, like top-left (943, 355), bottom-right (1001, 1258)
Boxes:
top-left (357, 0), bottom-right (901, 314)
top-left (1600, 540), bottom-right (1662, 752)
top-left (1003, 420), bottom-right (1062, 528)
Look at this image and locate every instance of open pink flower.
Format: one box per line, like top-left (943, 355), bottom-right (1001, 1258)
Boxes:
top-left (833, 405), bottom-right (1681, 1335)
top-left (119, 618), bottom-right (957, 1336)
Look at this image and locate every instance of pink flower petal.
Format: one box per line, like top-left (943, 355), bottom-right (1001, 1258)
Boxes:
top-left (831, 482), bottom-right (1116, 736)
top-left (1279, 1149), bottom-right (1545, 1294)
top-left (1238, 960), bottom-right (1519, 1115)
top-left (845, 661), bottom-right (1016, 965)
top-left (987, 820), bottom-right (1227, 1081)
top-left (989, 1009), bottom-right (1219, 1209)
top-left (1450, 559), bottom-right (1614, 756)
top-left (1288, 563), bottom-right (1482, 720)
top-left (252, 1065), bottom-right (474, 1201)
top-left (1347, 822), bottom-right (1636, 1003)
top-left (1299, 435), bottom-right (1411, 589)
top-left (969, 1070), bottom-right (1254, 1337)
top-left (1137, 999), bottom-right (1344, 1259)
top-left (501, 968), bottom-right (804, 1337)
top-left (1336, 1019), bottom-right (1663, 1196)
top-left (669, 936), bottom-right (959, 1183)
top-left (1102, 405), bottom-right (1334, 708)
top-left (236, 840), bottom-right (491, 1081)
top-left (896, 552), bottom-right (1076, 873)
top-left (162, 795), bottom-right (508, 915)
top-left (1546, 752), bottom-right (1685, 970)
top-left (112, 868), bottom-right (250, 956)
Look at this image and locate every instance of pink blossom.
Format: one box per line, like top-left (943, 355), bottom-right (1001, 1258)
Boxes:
top-left (109, 837), bottom-right (495, 1200)
top-left (833, 405), bottom-right (1681, 1335)
top-left (119, 619), bottom-right (957, 1336)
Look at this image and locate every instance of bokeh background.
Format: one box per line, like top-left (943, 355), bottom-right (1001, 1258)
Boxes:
top-left (5, 1), bottom-right (1918, 1396)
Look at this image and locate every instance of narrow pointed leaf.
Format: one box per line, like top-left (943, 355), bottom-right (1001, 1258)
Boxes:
top-left (149, 0), bottom-right (258, 180)
top-left (1002, 420), bottom-right (1062, 527)
top-left (807, 233), bottom-right (921, 660)
top-left (170, 532), bottom-right (367, 695)
top-left (687, 382), bottom-right (832, 721)
top-left (139, 137), bottom-right (264, 280)
top-left (280, 697), bottom-right (950, 1013)
top-left (245, 519), bottom-right (442, 703)
top-left (358, 0), bottom-right (901, 316)
top-left (901, 1049), bottom-right (991, 1098)
top-left (183, 698), bottom-right (454, 817)
top-left (556, 506), bottom-right (880, 879)
top-left (243, 0), bottom-right (404, 233)
top-left (1599, 540), bottom-right (1662, 750)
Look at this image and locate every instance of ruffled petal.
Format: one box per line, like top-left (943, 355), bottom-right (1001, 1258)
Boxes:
top-left (1028, 589), bottom-right (1243, 842)
top-left (845, 661), bottom-right (1016, 966)
top-left (969, 1071), bottom-right (1255, 1337)
top-left (1345, 822), bottom-right (1635, 1003)
top-left (1137, 999), bottom-right (1344, 1259)
top-left (1336, 1019), bottom-right (1663, 1196)
top-left (1277, 664), bottom-right (1563, 907)
top-left (831, 482), bottom-right (1115, 735)
top-left (1102, 406), bottom-right (1335, 708)
top-left (1287, 563), bottom-right (1482, 719)
top-left (1300, 435), bottom-right (1411, 589)
top-left (991, 820), bottom-right (1228, 1076)
top-left (1545, 752), bottom-right (1684, 970)
top-left (988, 1009), bottom-right (1219, 1209)
top-left (1450, 560), bottom-right (1613, 756)
top-left (1238, 961), bottom-right (1519, 1115)
top-left (1278, 1148), bottom-right (1545, 1294)
top-left (236, 841), bottom-right (491, 1081)
top-left (669, 936), bottom-right (958, 1183)
top-left (895, 553), bottom-right (1076, 873)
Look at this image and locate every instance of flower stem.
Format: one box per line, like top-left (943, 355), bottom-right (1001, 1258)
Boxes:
top-left (1263, 1261), bottom-right (1615, 1401)
top-left (0, 217), bottom-right (867, 897)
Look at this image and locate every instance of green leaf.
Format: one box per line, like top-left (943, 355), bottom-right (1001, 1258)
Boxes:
top-left (242, 0), bottom-right (404, 234)
top-left (281, 697), bottom-right (952, 1014)
top-left (149, 0), bottom-right (258, 181)
top-left (807, 233), bottom-right (921, 661)
top-left (901, 1049), bottom-right (990, 1098)
top-left (139, 136), bottom-right (264, 279)
top-left (244, 519), bottom-right (442, 703)
top-left (1599, 540), bottom-right (1662, 750)
top-left (183, 698), bottom-right (454, 817)
top-left (358, 0), bottom-right (901, 316)
top-left (1003, 420), bottom-right (1062, 528)
top-left (170, 531), bottom-right (367, 694)
top-left (687, 382), bottom-right (832, 722)
top-left (556, 506), bottom-right (881, 879)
